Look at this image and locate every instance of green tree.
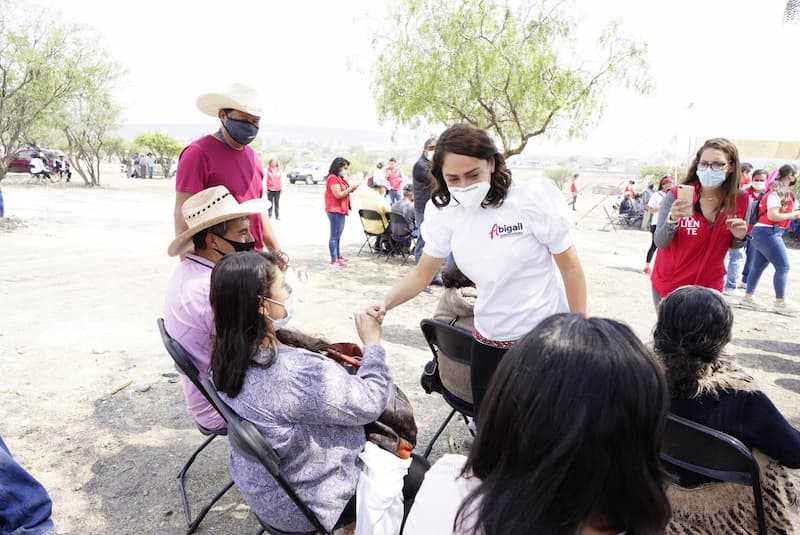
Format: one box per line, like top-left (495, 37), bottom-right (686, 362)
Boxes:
top-left (639, 164), bottom-right (686, 185)
top-left (373, 0), bottom-right (650, 157)
top-left (133, 133), bottom-right (183, 178)
top-left (61, 90), bottom-right (122, 186)
top-left (0, 0), bottom-right (122, 182)
top-left (543, 167), bottom-right (576, 191)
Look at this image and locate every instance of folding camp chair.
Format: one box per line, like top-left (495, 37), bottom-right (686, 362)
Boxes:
top-left (357, 209), bottom-right (389, 257)
top-left (661, 413), bottom-right (768, 535)
top-left (156, 318), bottom-right (235, 534)
top-left (198, 378), bottom-right (338, 535)
top-left (419, 319), bottom-right (476, 458)
top-left (385, 211), bottom-right (415, 265)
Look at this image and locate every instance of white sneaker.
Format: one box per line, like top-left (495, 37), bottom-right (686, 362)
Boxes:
top-left (737, 282), bottom-right (748, 289)
top-left (773, 301), bottom-right (800, 317)
top-left (722, 288), bottom-right (741, 297)
top-left (738, 295), bottom-right (767, 311)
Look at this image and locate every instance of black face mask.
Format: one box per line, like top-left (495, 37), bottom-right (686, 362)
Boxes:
top-left (223, 113), bottom-right (259, 145)
top-left (211, 233), bottom-right (256, 256)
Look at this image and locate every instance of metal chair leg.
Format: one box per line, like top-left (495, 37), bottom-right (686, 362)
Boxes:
top-left (177, 433), bottom-right (234, 534)
top-left (423, 408), bottom-right (457, 459)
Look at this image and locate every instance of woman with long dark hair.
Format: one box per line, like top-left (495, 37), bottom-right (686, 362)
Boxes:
top-left (654, 285), bottom-right (800, 533)
top-left (405, 313), bottom-right (671, 535)
top-left (368, 123), bottom-right (586, 416)
top-left (651, 138), bottom-right (749, 305)
top-left (324, 156), bottom-right (358, 268)
top-left (739, 164), bottom-right (800, 315)
top-left (209, 251), bottom-right (392, 532)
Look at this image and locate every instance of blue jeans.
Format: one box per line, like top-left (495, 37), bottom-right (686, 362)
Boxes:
top-left (724, 247), bottom-right (743, 291)
top-left (0, 435), bottom-right (55, 535)
top-left (414, 209), bottom-right (425, 264)
top-left (327, 212), bottom-right (346, 261)
top-left (388, 189), bottom-right (401, 205)
top-left (746, 226), bottom-right (790, 299)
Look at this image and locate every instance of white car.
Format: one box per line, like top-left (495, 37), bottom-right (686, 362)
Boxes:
top-left (287, 162), bottom-right (328, 185)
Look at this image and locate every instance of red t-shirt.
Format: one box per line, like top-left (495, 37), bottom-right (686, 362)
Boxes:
top-left (651, 185), bottom-right (749, 297)
top-left (386, 168), bottom-right (403, 191)
top-left (266, 167), bottom-right (282, 191)
top-left (176, 135), bottom-right (265, 249)
top-left (756, 191), bottom-right (795, 229)
top-left (570, 178), bottom-right (578, 193)
top-left (324, 174), bottom-right (351, 215)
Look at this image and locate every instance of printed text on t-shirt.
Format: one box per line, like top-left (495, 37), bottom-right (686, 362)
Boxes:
top-left (489, 222), bottom-right (524, 240)
top-left (679, 217), bottom-right (700, 235)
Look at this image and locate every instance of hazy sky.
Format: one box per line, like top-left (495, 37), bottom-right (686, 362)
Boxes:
top-left (45, 0), bottom-right (799, 157)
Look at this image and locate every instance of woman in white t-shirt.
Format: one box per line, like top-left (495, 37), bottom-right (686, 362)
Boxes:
top-left (368, 123), bottom-right (586, 415)
top-left (404, 313), bottom-right (671, 535)
top-left (643, 176), bottom-right (674, 274)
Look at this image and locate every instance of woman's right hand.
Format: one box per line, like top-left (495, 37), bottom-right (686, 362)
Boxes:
top-left (668, 200), bottom-right (691, 223)
top-left (355, 311), bottom-right (381, 346)
top-left (365, 304), bottom-right (386, 324)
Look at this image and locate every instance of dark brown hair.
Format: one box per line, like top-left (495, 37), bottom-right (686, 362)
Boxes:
top-left (429, 123), bottom-right (512, 209)
top-left (682, 138), bottom-right (741, 214)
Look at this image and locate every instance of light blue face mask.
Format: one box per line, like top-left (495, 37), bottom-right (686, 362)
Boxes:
top-left (697, 168), bottom-right (727, 189)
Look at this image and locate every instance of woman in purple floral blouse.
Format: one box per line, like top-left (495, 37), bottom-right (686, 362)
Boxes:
top-left (208, 250), bottom-right (392, 532)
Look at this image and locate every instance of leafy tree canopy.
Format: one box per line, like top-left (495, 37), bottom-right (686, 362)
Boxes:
top-left (373, 0), bottom-right (651, 157)
top-left (134, 132), bottom-right (183, 178)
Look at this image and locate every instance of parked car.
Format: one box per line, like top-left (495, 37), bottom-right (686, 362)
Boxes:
top-left (7, 148), bottom-right (61, 173)
top-left (286, 162), bottom-right (327, 185)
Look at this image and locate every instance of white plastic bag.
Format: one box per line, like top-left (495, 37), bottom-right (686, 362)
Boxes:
top-left (354, 442), bottom-right (412, 535)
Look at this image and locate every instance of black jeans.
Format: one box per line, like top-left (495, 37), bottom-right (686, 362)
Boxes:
top-left (646, 224), bottom-right (658, 264)
top-left (470, 340), bottom-right (508, 421)
top-left (267, 190), bottom-right (281, 219)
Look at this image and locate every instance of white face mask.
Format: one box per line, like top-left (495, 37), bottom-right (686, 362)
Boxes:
top-left (449, 181), bottom-right (491, 209)
top-left (265, 293), bottom-right (294, 330)
top-left (338, 170), bottom-right (348, 178)
top-left (751, 181), bottom-right (765, 191)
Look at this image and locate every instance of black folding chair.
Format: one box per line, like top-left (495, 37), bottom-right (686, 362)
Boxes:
top-left (357, 209), bottom-right (389, 256)
top-left (419, 319), bottom-right (476, 458)
top-left (386, 211), bottom-right (415, 265)
top-left (661, 413), bottom-right (768, 535)
top-left (198, 378), bottom-right (337, 535)
top-left (156, 318), bottom-right (235, 534)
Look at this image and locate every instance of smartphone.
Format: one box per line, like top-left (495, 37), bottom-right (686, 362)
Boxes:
top-left (676, 185), bottom-right (694, 217)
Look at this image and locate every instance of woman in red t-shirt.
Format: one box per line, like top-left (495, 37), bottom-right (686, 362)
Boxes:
top-left (324, 157), bottom-right (359, 268)
top-left (650, 138), bottom-right (748, 305)
top-left (740, 164), bottom-right (800, 315)
top-left (266, 159), bottom-right (282, 220)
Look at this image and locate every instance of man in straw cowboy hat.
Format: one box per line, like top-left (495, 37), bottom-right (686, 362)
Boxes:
top-left (164, 185), bottom-right (265, 430)
top-left (174, 82), bottom-right (281, 257)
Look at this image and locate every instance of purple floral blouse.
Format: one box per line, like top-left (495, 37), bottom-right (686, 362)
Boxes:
top-left (220, 343), bottom-right (392, 532)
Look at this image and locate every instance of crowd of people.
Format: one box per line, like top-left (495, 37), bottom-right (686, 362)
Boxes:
top-left (8, 82), bottom-right (798, 534)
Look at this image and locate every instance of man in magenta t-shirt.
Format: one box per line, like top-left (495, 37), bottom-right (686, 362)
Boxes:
top-left (174, 82), bottom-right (281, 254)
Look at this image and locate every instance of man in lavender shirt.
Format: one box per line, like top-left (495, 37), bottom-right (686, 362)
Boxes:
top-left (164, 185), bottom-right (266, 431)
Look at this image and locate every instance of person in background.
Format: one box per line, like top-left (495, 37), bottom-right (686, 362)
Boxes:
top-left (569, 173), bottom-right (579, 211)
top-left (386, 157), bottom-right (404, 205)
top-left (654, 286), bottom-right (800, 533)
top-left (412, 137), bottom-right (441, 284)
top-left (404, 313), bottom-right (671, 535)
top-left (266, 158), bottom-right (282, 220)
top-left (618, 191), bottom-right (635, 217)
top-left (174, 82), bottom-right (281, 255)
top-left (324, 156), bottom-right (358, 268)
top-left (361, 176), bottom-right (392, 251)
top-left (623, 179), bottom-right (636, 199)
top-left (651, 138), bottom-right (748, 305)
top-left (29, 153), bottom-right (53, 183)
top-left (643, 176), bottom-right (674, 274)
top-left (370, 160), bottom-right (385, 190)
top-left (740, 169), bottom-right (768, 287)
top-left (0, 434), bottom-right (55, 535)
top-left (722, 162), bottom-right (753, 295)
top-left (389, 183), bottom-right (417, 251)
top-left (147, 152), bottom-right (156, 179)
top-left (369, 123), bottom-right (586, 417)
top-left (739, 164), bottom-right (800, 315)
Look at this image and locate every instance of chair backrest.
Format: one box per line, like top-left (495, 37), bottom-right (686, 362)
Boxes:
top-left (198, 377), bottom-right (330, 535)
top-left (156, 318), bottom-right (228, 424)
top-left (420, 319), bottom-right (473, 366)
top-left (358, 209), bottom-right (387, 234)
top-left (388, 211), bottom-right (411, 239)
top-left (661, 413), bottom-right (767, 535)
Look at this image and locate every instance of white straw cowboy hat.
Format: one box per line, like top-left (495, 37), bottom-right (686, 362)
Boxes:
top-left (168, 186), bottom-right (266, 257)
top-left (196, 83), bottom-right (265, 118)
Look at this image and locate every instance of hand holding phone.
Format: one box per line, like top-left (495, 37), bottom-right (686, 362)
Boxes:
top-left (668, 185), bottom-right (694, 222)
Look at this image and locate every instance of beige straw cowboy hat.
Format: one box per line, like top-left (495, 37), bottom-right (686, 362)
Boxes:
top-left (196, 83), bottom-right (265, 118)
top-left (168, 186), bottom-right (266, 257)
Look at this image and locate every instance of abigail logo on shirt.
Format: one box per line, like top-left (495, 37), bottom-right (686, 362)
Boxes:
top-left (489, 221), bottom-right (524, 240)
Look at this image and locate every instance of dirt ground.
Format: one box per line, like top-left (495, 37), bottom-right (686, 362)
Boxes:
top-left (1, 165), bottom-right (798, 534)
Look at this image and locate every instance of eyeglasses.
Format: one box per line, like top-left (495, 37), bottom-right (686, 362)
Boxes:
top-left (697, 161), bottom-right (729, 172)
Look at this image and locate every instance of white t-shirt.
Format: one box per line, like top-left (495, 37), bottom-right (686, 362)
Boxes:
top-left (421, 179), bottom-right (573, 341)
top-left (404, 454), bottom-right (481, 535)
top-left (754, 191), bottom-right (782, 228)
top-left (647, 190), bottom-right (667, 210)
